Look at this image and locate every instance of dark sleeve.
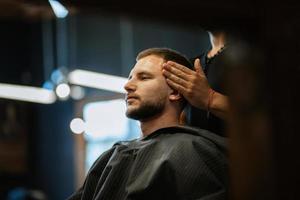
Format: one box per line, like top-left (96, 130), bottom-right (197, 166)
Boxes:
top-left (66, 147), bottom-right (116, 200)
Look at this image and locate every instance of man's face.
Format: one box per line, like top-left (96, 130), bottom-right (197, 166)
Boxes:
top-left (124, 55), bottom-right (172, 121)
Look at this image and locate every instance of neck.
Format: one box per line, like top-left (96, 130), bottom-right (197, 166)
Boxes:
top-left (207, 32), bottom-right (225, 58)
top-left (139, 107), bottom-right (180, 137)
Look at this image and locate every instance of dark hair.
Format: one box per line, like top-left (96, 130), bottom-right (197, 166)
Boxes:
top-left (136, 47), bottom-right (193, 110)
top-left (136, 47), bottom-right (193, 70)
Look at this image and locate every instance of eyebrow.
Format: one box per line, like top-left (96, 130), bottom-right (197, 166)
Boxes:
top-left (128, 71), bottom-right (154, 79)
top-left (137, 71), bottom-right (153, 77)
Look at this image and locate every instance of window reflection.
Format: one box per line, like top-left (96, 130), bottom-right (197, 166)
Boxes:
top-left (83, 99), bottom-right (140, 172)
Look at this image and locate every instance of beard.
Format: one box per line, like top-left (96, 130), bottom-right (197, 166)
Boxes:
top-left (126, 98), bottom-right (165, 120)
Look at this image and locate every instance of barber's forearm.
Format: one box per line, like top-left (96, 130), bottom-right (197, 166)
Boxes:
top-left (209, 91), bottom-right (229, 120)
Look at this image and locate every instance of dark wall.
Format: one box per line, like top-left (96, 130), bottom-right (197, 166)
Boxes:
top-left (70, 13), bottom-right (210, 77)
top-left (33, 101), bottom-right (75, 200)
top-left (0, 19), bottom-right (44, 198)
top-left (0, 19), bottom-right (76, 200)
top-left (74, 14), bottom-right (122, 76)
top-left (0, 20), bottom-right (26, 82)
top-left (3, 20), bottom-right (46, 87)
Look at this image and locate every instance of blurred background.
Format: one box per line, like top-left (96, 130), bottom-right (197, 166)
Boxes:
top-left (0, 0), bottom-right (299, 200)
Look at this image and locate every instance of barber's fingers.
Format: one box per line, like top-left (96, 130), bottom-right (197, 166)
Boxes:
top-left (194, 58), bottom-right (205, 76)
top-left (162, 65), bottom-right (190, 81)
top-left (163, 69), bottom-right (189, 87)
top-left (165, 78), bottom-right (189, 96)
top-left (163, 61), bottom-right (193, 75)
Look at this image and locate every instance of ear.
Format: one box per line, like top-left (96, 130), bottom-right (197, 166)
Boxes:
top-left (169, 89), bottom-right (182, 102)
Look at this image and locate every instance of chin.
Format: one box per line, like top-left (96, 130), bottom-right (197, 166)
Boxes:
top-left (126, 107), bottom-right (137, 116)
top-left (125, 108), bottom-right (144, 120)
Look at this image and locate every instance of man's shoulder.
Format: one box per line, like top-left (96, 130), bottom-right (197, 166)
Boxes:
top-left (113, 138), bottom-right (138, 146)
top-left (155, 125), bottom-right (227, 148)
top-left (153, 126), bottom-right (228, 174)
top-left (150, 126), bottom-right (227, 163)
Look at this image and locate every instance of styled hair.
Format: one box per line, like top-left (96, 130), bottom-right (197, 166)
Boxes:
top-left (136, 47), bottom-right (193, 110)
top-left (136, 47), bottom-right (193, 70)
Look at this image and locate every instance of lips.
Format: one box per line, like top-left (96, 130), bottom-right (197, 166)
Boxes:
top-left (125, 94), bottom-right (139, 102)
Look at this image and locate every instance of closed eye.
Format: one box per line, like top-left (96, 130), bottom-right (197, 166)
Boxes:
top-left (138, 72), bottom-right (153, 80)
top-left (140, 75), bottom-right (151, 80)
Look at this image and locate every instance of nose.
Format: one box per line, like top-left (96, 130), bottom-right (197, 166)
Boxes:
top-left (124, 79), bottom-right (136, 92)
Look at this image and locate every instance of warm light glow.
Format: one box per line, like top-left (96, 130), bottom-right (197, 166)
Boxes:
top-left (55, 83), bottom-right (70, 99)
top-left (70, 86), bottom-right (85, 100)
top-left (68, 69), bottom-right (127, 94)
top-left (0, 83), bottom-right (56, 104)
top-left (83, 99), bottom-right (129, 140)
top-left (48, 0), bottom-right (69, 18)
top-left (70, 118), bottom-right (85, 134)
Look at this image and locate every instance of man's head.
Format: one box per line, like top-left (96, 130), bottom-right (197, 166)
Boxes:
top-left (124, 47), bottom-right (192, 121)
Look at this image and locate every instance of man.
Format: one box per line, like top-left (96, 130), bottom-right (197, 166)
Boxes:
top-left (68, 48), bottom-right (228, 200)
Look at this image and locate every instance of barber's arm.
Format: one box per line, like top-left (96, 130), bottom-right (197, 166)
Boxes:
top-left (162, 59), bottom-right (228, 120)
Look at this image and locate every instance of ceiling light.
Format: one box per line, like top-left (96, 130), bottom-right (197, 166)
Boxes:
top-left (55, 83), bottom-right (70, 99)
top-left (70, 118), bottom-right (85, 134)
top-left (0, 83), bottom-right (56, 104)
top-left (70, 86), bottom-right (85, 100)
top-left (68, 69), bottom-right (127, 94)
top-left (48, 0), bottom-right (69, 18)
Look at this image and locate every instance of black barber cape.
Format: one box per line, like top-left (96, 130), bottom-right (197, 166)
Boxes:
top-left (68, 126), bottom-right (228, 200)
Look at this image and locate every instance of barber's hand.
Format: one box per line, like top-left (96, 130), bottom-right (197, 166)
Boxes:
top-left (162, 59), bottom-right (211, 110)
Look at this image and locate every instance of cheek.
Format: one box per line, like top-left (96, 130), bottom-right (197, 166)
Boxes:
top-left (160, 80), bottom-right (173, 96)
top-left (140, 79), bottom-right (170, 99)
top-left (150, 81), bottom-right (169, 94)
top-left (153, 85), bottom-right (170, 100)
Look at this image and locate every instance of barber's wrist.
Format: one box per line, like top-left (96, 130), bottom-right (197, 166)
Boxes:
top-left (208, 91), bottom-right (228, 120)
top-left (207, 88), bottom-right (215, 112)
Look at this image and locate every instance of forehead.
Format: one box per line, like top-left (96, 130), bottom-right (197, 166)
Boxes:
top-left (129, 55), bottom-right (165, 76)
